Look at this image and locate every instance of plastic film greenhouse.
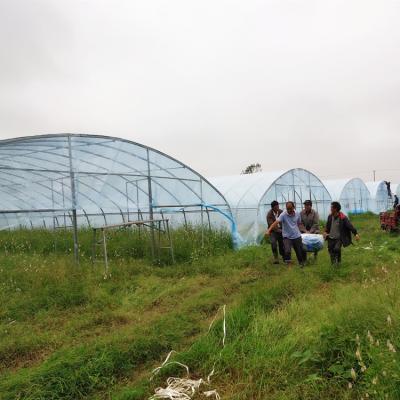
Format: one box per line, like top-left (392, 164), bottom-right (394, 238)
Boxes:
top-left (365, 181), bottom-right (392, 213)
top-left (392, 183), bottom-right (399, 199)
top-left (323, 178), bottom-right (371, 215)
top-left (210, 168), bottom-right (332, 244)
top-left (0, 134), bottom-right (233, 261)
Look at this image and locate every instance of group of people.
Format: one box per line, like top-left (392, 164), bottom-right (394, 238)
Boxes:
top-left (266, 200), bottom-right (360, 266)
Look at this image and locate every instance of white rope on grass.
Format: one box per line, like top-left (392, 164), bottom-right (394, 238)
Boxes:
top-left (207, 305), bottom-right (226, 384)
top-left (150, 377), bottom-right (203, 400)
top-left (204, 390), bottom-right (221, 400)
top-left (151, 351), bottom-right (189, 380)
top-left (149, 305), bottom-right (226, 400)
top-left (207, 305), bottom-right (226, 347)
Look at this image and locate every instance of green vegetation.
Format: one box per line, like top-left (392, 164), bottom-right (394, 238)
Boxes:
top-left (1, 215), bottom-right (400, 399)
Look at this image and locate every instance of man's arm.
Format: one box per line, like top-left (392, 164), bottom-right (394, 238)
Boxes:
top-left (297, 213), bottom-right (306, 233)
top-left (267, 212), bottom-right (285, 235)
top-left (323, 216), bottom-right (330, 239)
top-left (345, 217), bottom-right (360, 240)
top-left (267, 220), bottom-right (279, 235)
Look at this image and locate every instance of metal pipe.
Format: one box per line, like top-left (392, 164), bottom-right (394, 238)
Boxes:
top-left (146, 148), bottom-right (156, 261)
top-left (68, 135), bottom-right (79, 265)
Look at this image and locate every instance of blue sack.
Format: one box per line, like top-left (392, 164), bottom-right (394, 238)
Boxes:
top-left (301, 234), bottom-right (324, 252)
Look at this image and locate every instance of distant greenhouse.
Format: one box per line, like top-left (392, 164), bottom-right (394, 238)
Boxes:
top-left (365, 181), bottom-right (392, 213)
top-left (394, 184), bottom-right (400, 199)
top-left (210, 168), bottom-right (332, 244)
top-left (323, 178), bottom-right (371, 215)
top-left (0, 134), bottom-right (234, 258)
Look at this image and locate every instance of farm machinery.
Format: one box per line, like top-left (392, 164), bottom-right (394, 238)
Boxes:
top-left (380, 205), bottom-right (400, 232)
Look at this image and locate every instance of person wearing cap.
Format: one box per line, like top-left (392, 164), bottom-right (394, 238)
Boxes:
top-left (266, 201), bottom-right (284, 264)
top-left (300, 200), bottom-right (320, 261)
top-left (300, 200), bottom-right (320, 234)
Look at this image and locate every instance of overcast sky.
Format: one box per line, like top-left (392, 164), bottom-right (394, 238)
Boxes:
top-left (1, 0), bottom-right (400, 182)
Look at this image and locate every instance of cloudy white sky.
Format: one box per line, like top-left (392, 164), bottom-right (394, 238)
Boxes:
top-left (1, 0), bottom-right (400, 182)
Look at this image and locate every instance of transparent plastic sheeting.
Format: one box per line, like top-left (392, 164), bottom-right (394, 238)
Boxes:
top-left (323, 178), bottom-right (371, 215)
top-left (210, 169), bottom-right (332, 245)
top-left (393, 184), bottom-right (399, 199)
top-left (0, 134), bottom-right (233, 236)
top-left (365, 181), bottom-right (392, 214)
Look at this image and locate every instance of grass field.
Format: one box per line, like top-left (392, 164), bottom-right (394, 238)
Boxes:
top-left (1, 214), bottom-right (400, 399)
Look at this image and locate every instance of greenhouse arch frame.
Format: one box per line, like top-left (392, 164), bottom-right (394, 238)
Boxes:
top-left (323, 178), bottom-right (371, 215)
top-left (210, 168), bottom-right (332, 244)
top-left (365, 181), bottom-right (392, 213)
top-left (0, 133), bottom-right (233, 261)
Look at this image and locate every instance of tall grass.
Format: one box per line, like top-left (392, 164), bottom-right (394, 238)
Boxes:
top-left (0, 224), bottom-right (232, 264)
top-left (1, 214), bottom-right (400, 399)
top-left (131, 270), bottom-right (400, 399)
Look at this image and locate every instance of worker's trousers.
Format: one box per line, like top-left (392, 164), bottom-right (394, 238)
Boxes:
top-left (269, 231), bottom-right (285, 260)
top-left (328, 238), bottom-right (342, 264)
top-left (283, 237), bottom-right (306, 265)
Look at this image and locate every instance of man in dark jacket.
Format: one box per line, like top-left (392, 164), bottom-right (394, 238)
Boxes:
top-left (266, 201), bottom-right (284, 264)
top-left (324, 201), bottom-right (360, 265)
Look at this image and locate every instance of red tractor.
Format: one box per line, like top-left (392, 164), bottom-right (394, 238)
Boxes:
top-left (380, 205), bottom-right (400, 232)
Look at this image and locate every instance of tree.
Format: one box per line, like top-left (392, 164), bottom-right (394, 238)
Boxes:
top-left (241, 163), bottom-right (262, 174)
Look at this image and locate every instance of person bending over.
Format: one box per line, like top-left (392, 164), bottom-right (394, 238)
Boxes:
top-left (324, 201), bottom-right (360, 265)
top-left (267, 201), bottom-right (306, 267)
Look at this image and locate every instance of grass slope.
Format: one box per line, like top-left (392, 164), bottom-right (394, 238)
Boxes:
top-left (1, 215), bottom-right (400, 399)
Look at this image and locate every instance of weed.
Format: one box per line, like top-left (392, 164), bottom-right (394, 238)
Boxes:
top-left (2, 214), bottom-right (400, 399)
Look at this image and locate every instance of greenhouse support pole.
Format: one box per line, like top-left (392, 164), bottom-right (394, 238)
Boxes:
top-left (146, 149), bottom-right (156, 260)
top-left (125, 181), bottom-right (129, 220)
top-left (200, 179), bottom-right (204, 248)
top-left (68, 135), bottom-right (79, 265)
top-left (51, 179), bottom-right (56, 230)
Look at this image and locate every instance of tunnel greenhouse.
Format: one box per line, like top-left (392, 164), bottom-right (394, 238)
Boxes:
top-left (391, 184), bottom-right (399, 200)
top-left (323, 178), bottom-right (371, 215)
top-left (210, 168), bottom-right (332, 244)
top-left (0, 134), bottom-right (234, 260)
top-left (365, 181), bottom-right (392, 213)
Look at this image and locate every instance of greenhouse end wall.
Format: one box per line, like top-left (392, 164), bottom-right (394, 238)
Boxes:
top-left (324, 178), bottom-right (371, 215)
top-left (210, 171), bottom-right (285, 245)
top-left (365, 181), bottom-right (392, 213)
top-left (211, 168), bottom-right (332, 245)
top-left (256, 169), bottom-right (331, 243)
